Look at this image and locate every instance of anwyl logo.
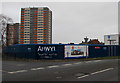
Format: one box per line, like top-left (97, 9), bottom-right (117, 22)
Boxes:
top-left (37, 46), bottom-right (56, 52)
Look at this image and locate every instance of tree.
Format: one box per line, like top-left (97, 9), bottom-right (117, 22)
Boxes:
top-left (0, 14), bottom-right (13, 47)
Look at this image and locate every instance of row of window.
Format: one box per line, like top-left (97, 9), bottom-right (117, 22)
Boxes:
top-left (22, 24), bottom-right (45, 26)
top-left (21, 27), bottom-right (45, 29)
top-left (21, 20), bottom-right (44, 21)
top-left (24, 32), bottom-right (29, 33)
top-left (21, 17), bottom-right (47, 18)
top-left (23, 41), bottom-right (44, 43)
top-left (21, 10), bottom-right (30, 11)
top-left (20, 31), bottom-right (46, 33)
top-left (25, 15), bottom-right (47, 16)
top-left (21, 14), bottom-right (45, 16)
top-left (21, 22), bottom-right (46, 23)
top-left (22, 31), bottom-right (44, 33)
top-left (20, 38), bottom-right (45, 40)
top-left (22, 15), bottom-right (47, 16)
top-left (31, 17), bottom-right (47, 18)
top-left (22, 9), bottom-right (48, 11)
top-left (21, 17), bottom-right (45, 18)
top-left (20, 33), bottom-right (46, 35)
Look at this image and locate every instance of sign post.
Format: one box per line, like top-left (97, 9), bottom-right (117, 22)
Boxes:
top-left (107, 35), bottom-right (116, 56)
top-left (107, 35), bottom-right (116, 45)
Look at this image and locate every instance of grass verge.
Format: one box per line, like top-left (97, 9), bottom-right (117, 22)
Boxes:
top-left (2, 55), bottom-right (120, 62)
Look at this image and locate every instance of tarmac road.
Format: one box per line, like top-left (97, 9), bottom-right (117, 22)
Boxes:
top-left (0, 46), bottom-right (2, 82)
top-left (2, 59), bottom-right (119, 82)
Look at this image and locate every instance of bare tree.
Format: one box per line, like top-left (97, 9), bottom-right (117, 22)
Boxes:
top-left (0, 14), bottom-right (13, 47)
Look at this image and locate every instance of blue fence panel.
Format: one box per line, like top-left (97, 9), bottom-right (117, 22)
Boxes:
top-left (116, 45), bottom-right (120, 56)
top-left (107, 45), bottom-right (120, 56)
top-left (88, 45), bottom-right (109, 58)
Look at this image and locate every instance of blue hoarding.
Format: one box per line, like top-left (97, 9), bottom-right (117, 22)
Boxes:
top-left (3, 44), bottom-right (120, 59)
top-left (88, 45), bottom-right (109, 58)
top-left (3, 44), bottom-right (65, 59)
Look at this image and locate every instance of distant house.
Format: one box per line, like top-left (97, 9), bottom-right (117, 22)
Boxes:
top-left (80, 37), bottom-right (104, 45)
top-left (88, 39), bottom-right (103, 44)
top-left (6, 23), bottom-right (19, 46)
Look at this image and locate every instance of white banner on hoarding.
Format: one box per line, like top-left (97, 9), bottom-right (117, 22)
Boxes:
top-left (65, 45), bottom-right (88, 58)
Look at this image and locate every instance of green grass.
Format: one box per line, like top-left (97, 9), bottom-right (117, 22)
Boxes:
top-left (83, 56), bottom-right (119, 60)
top-left (2, 55), bottom-right (120, 62)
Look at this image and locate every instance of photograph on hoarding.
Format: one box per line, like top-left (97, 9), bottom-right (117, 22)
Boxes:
top-left (71, 46), bottom-right (84, 55)
top-left (65, 45), bottom-right (88, 58)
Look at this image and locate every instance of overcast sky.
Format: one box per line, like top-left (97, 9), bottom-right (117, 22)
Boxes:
top-left (1, 2), bottom-right (118, 44)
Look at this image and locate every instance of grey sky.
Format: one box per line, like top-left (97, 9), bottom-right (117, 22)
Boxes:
top-left (1, 2), bottom-right (118, 44)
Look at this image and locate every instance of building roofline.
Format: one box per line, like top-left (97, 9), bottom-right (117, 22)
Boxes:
top-left (21, 7), bottom-right (50, 9)
top-left (104, 34), bottom-right (119, 36)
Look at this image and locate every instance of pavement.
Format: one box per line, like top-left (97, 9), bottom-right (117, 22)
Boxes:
top-left (2, 59), bottom-right (119, 82)
top-left (0, 46), bottom-right (2, 82)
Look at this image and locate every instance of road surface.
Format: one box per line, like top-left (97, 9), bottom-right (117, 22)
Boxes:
top-left (0, 46), bottom-right (2, 82)
top-left (2, 59), bottom-right (119, 82)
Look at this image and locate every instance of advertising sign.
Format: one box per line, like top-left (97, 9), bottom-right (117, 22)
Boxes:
top-left (36, 45), bottom-right (64, 59)
top-left (104, 34), bottom-right (119, 45)
top-left (65, 45), bottom-right (88, 58)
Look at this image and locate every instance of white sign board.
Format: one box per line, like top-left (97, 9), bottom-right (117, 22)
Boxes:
top-left (104, 34), bottom-right (119, 45)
